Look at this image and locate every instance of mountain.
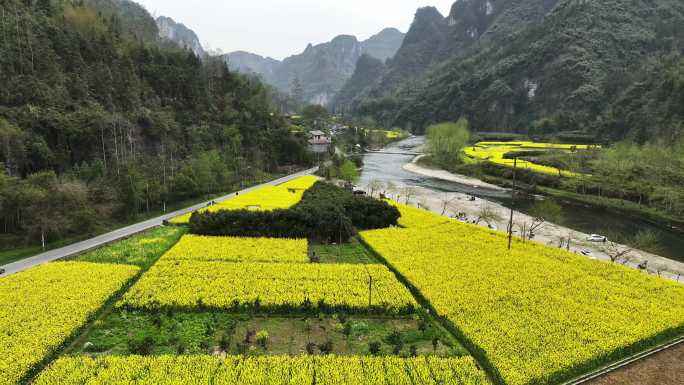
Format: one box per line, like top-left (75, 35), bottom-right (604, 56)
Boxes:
top-left (272, 35), bottom-right (364, 106)
top-left (224, 29), bottom-right (405, 105)
top-left (225, 51), bottom-right (280, 83)
top-left (359, 28), bottom-right (406, 62)
top-left (156, 16), bottom-right (205, 57)
top-left (331, 54), bottom-right (386, 113)
top-left (342, 0), bottom-right (684, 141)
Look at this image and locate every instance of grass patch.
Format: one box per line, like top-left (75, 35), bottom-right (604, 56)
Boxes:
top-left (71, 226), bottom-right (186, 268)
top-left (68, 310), bottom-right (246, 356)
top-left (0, 235), bottom-right (89, 266)
top-left (310, 238), bottom-right (379, 264)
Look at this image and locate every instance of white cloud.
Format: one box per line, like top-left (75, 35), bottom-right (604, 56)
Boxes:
top-left (136, 0), bottom-right (455, 59)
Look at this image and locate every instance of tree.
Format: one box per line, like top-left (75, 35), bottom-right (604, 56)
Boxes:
top-left (438, 193), bottom-right (456, 215)
top-left (399, 185), bottom-right (418, 205)
top-left (476, 203), bottom-right (503, 226)
top-left (339, 160), bottom-right (359, 184)
top-left (368, 179), bottom-right (383, 198)
top-left (525, 200), bottom-right (562, 239)
top-left (425, 118), bottom-right (470, 171)
top-left (291, 77), bottom-right (304, 105)
top-left (383, 181), bottom-right (396, 199)
top-left (301, 104), bottom-right (329, 127)
top-left (602, 229), bottom-right (661, 264)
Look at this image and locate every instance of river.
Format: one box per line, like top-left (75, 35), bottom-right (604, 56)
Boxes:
top-left (360, 136), bottom-right (684, 263)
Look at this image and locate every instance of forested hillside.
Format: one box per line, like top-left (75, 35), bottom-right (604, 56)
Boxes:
top-left (0, 0), bottom-right (310, 250)
top-left (341, 0), bottom-right (684, 141)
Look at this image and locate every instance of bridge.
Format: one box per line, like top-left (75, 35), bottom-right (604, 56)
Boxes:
top-left (365, 150), bottom-right (423, 156)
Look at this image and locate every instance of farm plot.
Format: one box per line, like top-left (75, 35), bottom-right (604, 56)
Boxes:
top-left (0, 262), bottom-right (139, 385)
top-left (34, 355), bottom-right (489, 385)
top-left (121, 261), bottom-right (416, 314)
top-left (360, 208), bottom-right (684, 385)
top-left (388, 200), bottom-right (455, 229)
top-left (74, 226), bottom-right (185, 268)
top-left (170, 176), bottom-right (319, 224)
top-left (161, 234), bottom-right (309, 263)
top-left (463, 141), bottom-right (597, 176)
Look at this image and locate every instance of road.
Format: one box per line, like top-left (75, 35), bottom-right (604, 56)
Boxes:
top-left (0, 167), bottom-right (318, 277)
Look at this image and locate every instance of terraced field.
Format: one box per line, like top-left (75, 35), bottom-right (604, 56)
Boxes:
top-left (3, 176), bottom-right (682, 385)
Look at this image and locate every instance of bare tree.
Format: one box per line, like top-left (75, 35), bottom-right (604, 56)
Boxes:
top-left (476, 203), bottom-right (503, 226)
top-left (399, 186), bottom-right (417, 205)
top-left (517, 222), bottom-right (528, 242)
top-left (384, 181), bottom-right (396, 199)
top-left (602, 229), bottom-right (661, 264)
top-left (438, 193), bottom-right (457, 216)
top-left (647, 263), bottom-right (668, 278)
top-left (674, 269), bottom-right (683, 283)
top-left (418, 197), bottom-right (430, 211)
top-left (367, 179), bottom-right (383, 198)
top-left (603, 238), bottom-right (634, 263)
top-left (524, 200), bottom-right (562, 239)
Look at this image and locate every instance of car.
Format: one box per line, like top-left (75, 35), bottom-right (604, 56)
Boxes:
top-left (0, 268), bottom-right (5, 275)
top-left (586, 234), bottom-right (607, 242)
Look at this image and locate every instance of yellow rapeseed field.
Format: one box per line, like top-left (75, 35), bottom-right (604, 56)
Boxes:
top-left (170, 176), bottom-right (319, 224)
top-left (360, 206), bottom-right (684, 385)
top-left (161, 234), bottom-right (309, 263)
top-left (0, 262), bottom-right (139, 385)
top-left (120, 261), bottom-right (416, 314)
top-left (388, 200), bottom-right (455, 228)
top-left (462, 141), bottom-right (597, 176)
top-left (34, 355), bottom-right (489, 385)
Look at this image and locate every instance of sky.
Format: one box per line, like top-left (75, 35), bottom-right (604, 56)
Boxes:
top-left (136, 0), bottom-right (455, 60)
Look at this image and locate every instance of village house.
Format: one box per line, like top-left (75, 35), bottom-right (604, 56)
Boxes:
top-left (308, 130), bottom-right (332, 145)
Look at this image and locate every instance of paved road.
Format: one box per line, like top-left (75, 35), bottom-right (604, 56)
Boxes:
top-left (0, 167), bottom-right (318, 277)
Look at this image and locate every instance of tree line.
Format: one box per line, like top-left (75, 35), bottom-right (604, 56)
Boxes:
top-left (0, 0), bottom-right (311, 249)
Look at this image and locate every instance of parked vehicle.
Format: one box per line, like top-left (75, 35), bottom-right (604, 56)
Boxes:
top-left (586, 234), bottom-right (607, 242)
top-left (0, 268), bottom-right (5, 275)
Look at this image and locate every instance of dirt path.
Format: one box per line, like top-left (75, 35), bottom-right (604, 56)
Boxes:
top-left (587, 342), bottom-right (684, 385)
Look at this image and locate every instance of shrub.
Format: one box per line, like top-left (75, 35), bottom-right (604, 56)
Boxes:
top-left (368, 341), bottom-right (382, 356)
top-left (128, 336), bottom-right (155, 355)
top-left (189, 182), bottom-right (399, 241)
top-left (319, 340), bottom-right (334, 355)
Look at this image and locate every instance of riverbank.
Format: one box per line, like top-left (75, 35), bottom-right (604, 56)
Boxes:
top-left (371, 173), bottom-right (684, 283)
top-left (403, 155), bottom-right (505, 191)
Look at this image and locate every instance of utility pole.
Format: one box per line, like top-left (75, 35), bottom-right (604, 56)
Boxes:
top-left (507, 157), bottom-right (517, 250)
top-left (368, 276), bottom-right (373, 308)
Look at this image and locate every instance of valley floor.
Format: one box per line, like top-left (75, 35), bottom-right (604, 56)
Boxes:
top-left (377, 161), bottom-right (684, 282)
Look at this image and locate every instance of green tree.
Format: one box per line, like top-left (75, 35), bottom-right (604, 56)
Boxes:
top-left (425, 118), bottom-right (471, 171)
top-left (339, 160), bottom-right (359, 184)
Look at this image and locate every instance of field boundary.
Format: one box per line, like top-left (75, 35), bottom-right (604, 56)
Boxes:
top-left (562, 336), bottom-right (684, 385)
top-left (359, 234), bottom-right (684, 385)
top-left (358, 237), bottom-right (504, 385)
top-left (19, 265), bottom-right (142, 385)
top-left (21, 229), bottom-right (186, 385)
